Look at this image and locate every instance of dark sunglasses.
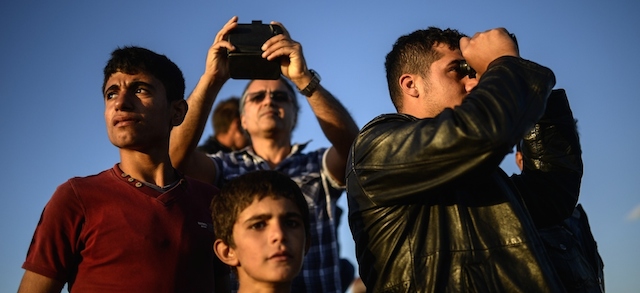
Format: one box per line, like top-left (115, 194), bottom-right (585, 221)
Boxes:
top-left (245, 90), bottom-right (291, 104)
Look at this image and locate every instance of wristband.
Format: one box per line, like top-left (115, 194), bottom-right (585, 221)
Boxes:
top-left (298, 69), bottom-right (321, 97)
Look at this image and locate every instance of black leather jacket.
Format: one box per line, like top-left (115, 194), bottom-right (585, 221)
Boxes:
top-left (346, 57), bottom-right (582, 292)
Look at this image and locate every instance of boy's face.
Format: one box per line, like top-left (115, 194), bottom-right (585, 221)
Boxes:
top-left (222, 196), bottom-right (308, 287)
top-left (103, 71), bottom-right (184, 151)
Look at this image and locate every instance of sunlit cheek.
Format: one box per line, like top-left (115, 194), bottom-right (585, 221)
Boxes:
top-left (104, 110), bottom-right (111, 125)
top-left (246, 109), bottom-right (259, 122)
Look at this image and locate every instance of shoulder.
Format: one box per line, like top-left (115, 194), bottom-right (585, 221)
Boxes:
top-left (293, 142), bottom-right (325, 156)
top-left (210, 150), bottom-right (253, 177)
top-left (210, 149), bottom-right (247, 164)
top-left (355, 113), bottom-right (416, 147)
top-left (54, 169), bottom-right (113, 198)
top-left (44, 171), bottom-right (112, 220)
top-left (361, 113), bottom-right (416, 133)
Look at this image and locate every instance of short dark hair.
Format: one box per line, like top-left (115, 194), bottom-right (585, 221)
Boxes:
top-left (212, 97), bottom-right (241, 134)
top-left (211, 170), bottom-right (310, 248)
top-left (385, 27), bottom-right (466, 111)
top-left (102, 46), bottom-right (185, 102)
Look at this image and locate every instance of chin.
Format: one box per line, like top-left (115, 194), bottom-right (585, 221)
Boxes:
top-left (269, 267), bottom-right (299, 282)
top-left (270, 275), bottom-right (296, 284)
top-left (110, 140), bottom-right (148, 152)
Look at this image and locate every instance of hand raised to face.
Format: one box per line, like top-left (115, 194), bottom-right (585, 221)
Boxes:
top-left (459, 27), bottom-right (520, 79)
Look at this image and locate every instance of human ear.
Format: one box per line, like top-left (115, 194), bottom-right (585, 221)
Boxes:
top-left (515, 151), bottom-right (524, 171)
top-left (399, 74), bottom-right (420, 98)
top-left (213, 239), bottom-right (239, 267)
top-left (171, 99), bottom-right (188, 126)
top-left (240, 114), bottom-right (248, 130)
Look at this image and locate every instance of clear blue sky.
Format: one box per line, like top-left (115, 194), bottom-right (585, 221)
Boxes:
top-left (1, 0), bottom-right (638, 292)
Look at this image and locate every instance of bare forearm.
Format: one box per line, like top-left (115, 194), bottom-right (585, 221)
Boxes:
top-left (18, 271), bottom-right (64, 293)
top-left (169, 75), bottom-right (224, 170)
top-left (305, 84), bottom-right (359, 184)
top-left (306, 85), bottom-right (359, 157)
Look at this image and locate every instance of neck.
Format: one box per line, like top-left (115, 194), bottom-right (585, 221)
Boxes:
top-left (400, 93), bottom-right (434, 119)
top-left (236, 281), bottom-right (291, 293)
top-left (118, 149), bottom-right (178, 187)
top-left (215, 133), bottom-right (235, 150)
top-left (249, 135), bottom-right (292, 169)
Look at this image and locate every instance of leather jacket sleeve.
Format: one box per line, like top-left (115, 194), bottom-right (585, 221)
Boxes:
top-left (511, 89), bottom-right (583, 228)
top-left (348, 56), bottom-right (555, 209)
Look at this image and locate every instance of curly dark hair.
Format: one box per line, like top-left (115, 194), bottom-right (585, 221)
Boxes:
top-left (385, 27), bottom-right (466, 111)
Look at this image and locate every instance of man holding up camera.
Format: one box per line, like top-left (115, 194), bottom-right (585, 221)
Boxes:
top-left (170, 16), bottom-right (358, 293)
top-left (346, 27), bottom-right (582, 292)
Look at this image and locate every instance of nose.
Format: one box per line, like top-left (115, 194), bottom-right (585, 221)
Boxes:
top-left (464, 76), bottom-right (479, 93)
top-left (269, 221), bottom-right (287, 244)
top-left (114, 90), bottom-right (135, 111)
top-left (261, 91), bottom-right (276, 105)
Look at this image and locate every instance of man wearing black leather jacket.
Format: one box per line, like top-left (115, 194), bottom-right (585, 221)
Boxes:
top-left (346, 27), bottom-right (582, 292)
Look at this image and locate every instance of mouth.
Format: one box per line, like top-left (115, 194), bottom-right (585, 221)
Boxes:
top-left (113, 115), bottom-right (139, 127)
top-left (259, 107), bottom-right (280, 117)
top-left (268, 251), bottom-right (292, 261)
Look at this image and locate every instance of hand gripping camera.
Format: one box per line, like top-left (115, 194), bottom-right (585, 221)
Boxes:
top-left (458, 33), bottom-right (519, 79)
top-left (226, 20), bottom-right (284, 80)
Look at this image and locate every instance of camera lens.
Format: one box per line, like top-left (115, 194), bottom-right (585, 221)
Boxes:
top-left (458, 61), bottom-right (476, 79)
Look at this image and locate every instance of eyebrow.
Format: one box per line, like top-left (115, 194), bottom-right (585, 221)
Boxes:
top-left (447, 59), bottom-right (463, 67)
top-left (104, 80), bottom-right (156, 95)
top-left (246, 90), bottom-right (289, 96)
top-left (243, 212), bottom-right (303, 224)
